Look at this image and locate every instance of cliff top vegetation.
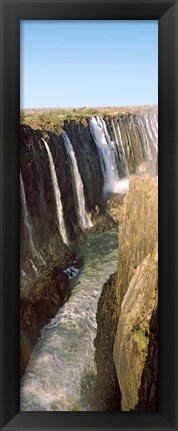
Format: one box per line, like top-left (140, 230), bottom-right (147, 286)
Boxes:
top-left (20, 105), bottom-right (158, 135)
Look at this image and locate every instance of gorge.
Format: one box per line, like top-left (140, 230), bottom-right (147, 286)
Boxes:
top-left (20, 106), bottom-right (158, 411)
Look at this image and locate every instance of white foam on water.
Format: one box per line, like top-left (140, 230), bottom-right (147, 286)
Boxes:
top-left (20, 230), bottom-right (118, 411)
top-left (104, 177), bottom-right (130, 195)
top-left (63, 266), bottom-right (80, 279)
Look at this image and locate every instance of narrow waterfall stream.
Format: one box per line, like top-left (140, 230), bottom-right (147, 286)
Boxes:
top-left (20, 172), bottom-right (45, 267)
top-left (89, 117), bottom-right (120, 193)
top-left (61, 130), bottom-right (93, 229)
top-left (42, 138), bottom-right (68, 245)
top-left (20, 171), bottom-right (37, 256)
top-left (20, 229), bottom-right (118, 411)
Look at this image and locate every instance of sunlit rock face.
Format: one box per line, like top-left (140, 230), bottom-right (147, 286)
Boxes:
top-left (94, 176), bottom-right (158, 411)
top-left (114, 176), bottom-right (158, 411)
top-left (114, 248), bottom-right (158, 411)
top-left (20, 111), bottom-right (158, 379)
top-left (20, 113), bottom-right (157, 281)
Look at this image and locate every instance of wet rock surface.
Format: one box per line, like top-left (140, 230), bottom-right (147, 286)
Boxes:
top-left (91, 210), bottom-right (117, 233)
top-left (63, 120), bottom-right (104, 211)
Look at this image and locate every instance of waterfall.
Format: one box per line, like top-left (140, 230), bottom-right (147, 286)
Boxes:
top-left (61, 130), bottom-right (93, 229)
top-left (136, 116), bottom-right (156, 160)
top-left (130, 116), bottom-right (144, 160)
top-left (20, 171), bottom-right (45, 265)
top-left (89, 117), bottom-right (123, 194)
top-left (145, 114), bottom-right (158, 152)
top-left (20, 171), bottom-right (35, 253)
top-left (114, 119), bottom-right (129, 176)
top-left (89, 114), bottom-right (157, 192)
top-left (41, 138), bottom-right (68, 245)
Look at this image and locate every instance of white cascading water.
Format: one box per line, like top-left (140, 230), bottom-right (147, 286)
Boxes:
top-left (145, 114), bottom-right (158, 152)
top-left (20, 171), bottom-right (45, 266)
top-left (145, 114), bottom-right (154, 142)
top-left (61, 130), bottom-right (93, 229)
top-left (89, 117), bottom-right (129, 194)
top-left (20, 171), bottom-right (35, 254)
top-left (137, 116), bottom-right (154, 160)
top-left (130, 116), bottom-right (144, 160)
top-left (42, 138), bottom-right (68, 245)
top-left (114, 119), bottom-right (129, 176)
top-left (152, 114), bottom-right (158, 138)
top-left (143, 114), bottom-right (158, 157)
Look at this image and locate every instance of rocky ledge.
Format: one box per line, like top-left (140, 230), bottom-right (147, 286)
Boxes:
top-left (94, 175), bottom-right (158, 411)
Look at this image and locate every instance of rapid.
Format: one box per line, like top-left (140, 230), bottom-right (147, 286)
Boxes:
top-left (20, 229), bottom-right (118, 411)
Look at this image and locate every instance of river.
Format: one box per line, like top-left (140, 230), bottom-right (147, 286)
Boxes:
top-left (20, 229), bottom-right (118, 411)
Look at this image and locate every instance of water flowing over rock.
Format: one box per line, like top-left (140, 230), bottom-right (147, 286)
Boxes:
top-left (62, 119), bottom-right (104, 212)
top-left (20, 230), bottom-right (119, 410)
top-left (20, 268), bottom-right (71, 377)
top-left (94, 176), bottom-right (158, 411)
top-left (102, 114), bottom-right (157, 175)
top-left (61, 130), bottom-right (93, 229)
top-left (20, 110), bottom-right (158, 381)
top-left (89, 116), bottom-right (120, 193)
top-left (20, 112), bottom-right (157, 263)
top-left (20, 171), bottom-right (37, 258)
top-left (42, 138), bottom-right (68, 245)
top-left (20, 170), bottom-right (45, 268)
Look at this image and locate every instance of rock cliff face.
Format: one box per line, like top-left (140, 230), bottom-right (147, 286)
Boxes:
top-left (20, 114), bottom-right (157, 279)
top-left (93, 273), bottom-right (121, 410)
top-left (20, 112), bottom-right (158, 378)
top-left (94, 176), bottom-right (158, 411)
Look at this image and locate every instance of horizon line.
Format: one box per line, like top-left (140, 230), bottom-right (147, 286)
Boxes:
top-left (21, 103), bottom-right (158, 112)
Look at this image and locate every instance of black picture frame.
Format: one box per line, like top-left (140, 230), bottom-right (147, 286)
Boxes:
top-left (1, 0), bottom-right (178, 430)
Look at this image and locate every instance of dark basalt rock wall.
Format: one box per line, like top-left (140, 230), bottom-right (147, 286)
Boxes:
top-left (20, 121), bottom-right (105, 376)
top-left (93, 273), bottom-right (121, 411)
top-left (134, 307), bottom-right (158, 411)
top-left (20, 125), bottom-right (79, 248)
top-left (20, 113), bottom-right (157, 278)
top-left (20, 122), bottom-right (105, 274)
top-left (20, 114), bottom-right (157, 379)
top-left (63, 120), bottom-right (104, 211)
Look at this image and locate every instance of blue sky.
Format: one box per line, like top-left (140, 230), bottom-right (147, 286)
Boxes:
top-left (20, 21), bottom-right (158, 109)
